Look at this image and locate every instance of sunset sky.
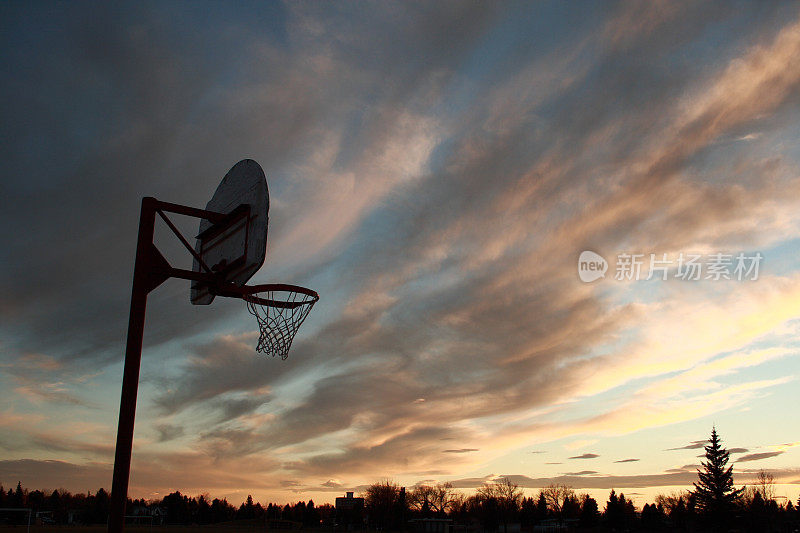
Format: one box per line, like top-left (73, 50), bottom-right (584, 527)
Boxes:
top-left (2, 1), bottom-right (800, 507)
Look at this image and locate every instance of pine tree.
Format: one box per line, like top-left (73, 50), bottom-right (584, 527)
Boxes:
top-left (536, 492), bottom-right (548, 521)
top-left (605, 489), bottom-right (623, 529)
top-left (579, 495), bottom-right (599, 528)
top-left (692, 427), bottom-right (744, 521)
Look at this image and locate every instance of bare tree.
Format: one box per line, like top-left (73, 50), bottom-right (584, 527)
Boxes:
top-left (409, 484), bottom-right (434, 514)
top-left (364, 480), bottom-right (405, 529)
top-left (541, 484), bottom-right (575, 519)
top-left (431, 483), bottom-right (456, 515)
top-left (477, 478), bottom-right (522, 533)
top-left (655, 491), bottom-right (691, 514)
top-left (409, 483), bottom-right (455, 516)
top-left (478, 479), bottom-right (522, 510)
top-left (477, 482), bottom-right (498, 500)
top-left (756, 470), bottom-right (775, 502)
top-left (496, 478), bottom-right (523, 511)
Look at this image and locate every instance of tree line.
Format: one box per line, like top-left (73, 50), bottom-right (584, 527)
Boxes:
top-left (0, 483), bottom-right (332, 527)
top-left (1, 428), bottom-right (798, 531)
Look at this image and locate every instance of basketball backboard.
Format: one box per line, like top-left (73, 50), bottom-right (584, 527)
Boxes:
top-left (112, 158), bottom-right (313, 533)
top-left (190, 159), bottom-right (269, 304)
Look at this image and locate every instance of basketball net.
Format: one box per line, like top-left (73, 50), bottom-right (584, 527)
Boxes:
top-left (243, 288), bottom-right (317, 359)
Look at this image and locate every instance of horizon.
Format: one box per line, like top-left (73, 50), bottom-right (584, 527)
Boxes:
top-left (1, 1), bottom-right (799, 510)
top-left (2, 474), bottom-right (795, 510)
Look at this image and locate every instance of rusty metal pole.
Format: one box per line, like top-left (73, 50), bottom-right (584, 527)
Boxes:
top-left (108, 197), bottom-right (158, 533)
top-left (107, 197), bottom-right (232, 533)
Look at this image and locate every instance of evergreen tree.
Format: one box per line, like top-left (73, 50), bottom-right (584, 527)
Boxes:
top-left (578, 495), bottom-right (599, 528)
top-left (92, 488), bottom-right (110, 524)
top-left (535, 492), bottom-right (548, 522)
top-left (197, 495), bottom-right (211, 524)
top-left (561, 494), bottom-right (580, 520)
top-left (240, 495), bottom-right (255, 519)
top-left (519, 496), bottom-right (536, 527)
top-left (605, 490), bottom-right (635, 529)
top-left (15, 481), bottom-right (25, 507)
top-left (292, 500), bottom-right (305, 523)
top-left (305, 499), bottom-right (319, 526)
top-left (692, 427), bottom-right (744, 525)
top-left (604, 489), bottom-right (621, 527)
top-left (641, 502), bottom-right (665, 529)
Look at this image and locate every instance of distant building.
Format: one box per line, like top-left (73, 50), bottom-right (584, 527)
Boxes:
top-left (335, 492), bottom-right (364, 511)
top-left (335, 492), bottom-right (365, 530)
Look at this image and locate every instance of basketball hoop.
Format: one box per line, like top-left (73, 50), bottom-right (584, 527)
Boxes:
top-left (239, 284), bottom-right (319, 359)
top-left (111, 160), bottom-right (320, 533)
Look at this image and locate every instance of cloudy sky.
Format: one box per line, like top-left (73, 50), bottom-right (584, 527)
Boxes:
top-left (2, 1), bottom-right (800, 506)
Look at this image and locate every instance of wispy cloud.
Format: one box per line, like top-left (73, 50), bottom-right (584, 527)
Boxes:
top-left (443, 449), bottom-right (479, 454)
top-left (2, 2), bottom-right (800, 499)
top-left (568, 453), bottom-right (600, 460)
top-left (155, 424), bottom-right (185, 443)
top-left (667, 441), bottom-right (708, 451)
top-left (736, 451), bottom-right (784, 463)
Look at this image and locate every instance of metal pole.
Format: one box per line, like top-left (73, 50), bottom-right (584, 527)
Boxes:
top-left (109, 197), bottom-right (158, 533)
